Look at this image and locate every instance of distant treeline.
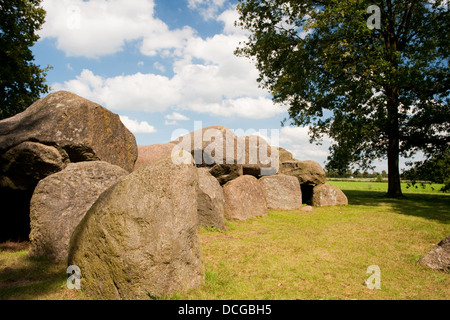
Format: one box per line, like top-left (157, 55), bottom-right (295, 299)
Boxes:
top-left (325, 170), bottom-right (387, 180)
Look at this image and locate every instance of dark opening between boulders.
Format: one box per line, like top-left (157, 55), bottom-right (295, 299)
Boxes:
top-left (64, 145), bottom-right (99, 163)
top-left (301, 184), bottom-right (314, 205)
top-left (242, 167), bottom-right (261, 178)
top-left (0, 188), bottom-right (33, 242)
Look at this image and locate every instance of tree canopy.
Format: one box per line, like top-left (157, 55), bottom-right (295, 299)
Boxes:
top-left (0, 0), bottom-right (50, 120)
top-left (236, 0), bottom-right (449, 197)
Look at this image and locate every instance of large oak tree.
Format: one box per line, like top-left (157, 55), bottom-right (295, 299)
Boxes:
top-left (236, 0), bottom-right (449, 197)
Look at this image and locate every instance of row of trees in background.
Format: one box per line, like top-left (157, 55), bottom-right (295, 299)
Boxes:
top-left (326, 170), bottom-right (388, 180)
top-left (326, 150), bottom-right (449, 192)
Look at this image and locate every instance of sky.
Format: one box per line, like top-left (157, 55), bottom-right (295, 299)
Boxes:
top-left (31, 0), bottom-right (411, 172)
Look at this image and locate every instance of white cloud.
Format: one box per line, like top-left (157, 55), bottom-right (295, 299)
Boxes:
top-left (119, 116), bottom-right (157, 134)
top-left (153, 62), bottom-right (165, 73)
top-left (52, 69), bottom-right (180, 112)
top-left (140, 26), bottom-right (196, 57)
top-left (187, 0), bottom-right (227, 20)
top-left (49, 4), bottom-right (287, 120)
top-left (165, 112), bottom-right (190, 121)
top-left (188, 97), bottom-right (287, 119)
top-left (39, 0), bottom-right (194, 58)
top-left (278, 126), bottom-right (333, 166)
top-left (164, 120), bottom-right (178, 126)
top-left (217, 8), bottom-right (248, 36)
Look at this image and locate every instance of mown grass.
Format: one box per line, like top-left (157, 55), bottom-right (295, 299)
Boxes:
top-left (327, 180), bottom-right (445, 194)
top-left (1, 181), bottom-right (449, 300)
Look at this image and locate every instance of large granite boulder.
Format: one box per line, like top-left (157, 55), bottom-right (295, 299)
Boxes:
top-left (311, 183), bottom-right (348, 207)
top-left (0, 91), bottom-right (137, 176)
top-left (197, 168), bottom-right (226, 230)
top-left (278, 159), bottom-right (326, 204)
top-left (29, 161), bottom-right (128, 262)
top-left (172, 126), bottom-right (278, 184)
top-left (222, 175), bottom-right (268, 220)
top-left (68, 155), bottom-right (204, 300)
top-left (171, 125), bottom-right (237, 166)
top-left (259, 175), bottom-right (302, 210)
top-left (279, 159), bottom-right (326, 186)
top-left (418, 235), bottom-right (450, 272)
top-left (237, 135), bottom-right (278, 177)
top-left (209, 164), bottom-right (243, 185)
top-left (0, 91), bottom-right (137, 241)
top-left (277, 147), bottom-right (294, 163)
top-left (133, 143), bottom-right (176, 171)
top-left (172, 126), bottom-right (241, 185)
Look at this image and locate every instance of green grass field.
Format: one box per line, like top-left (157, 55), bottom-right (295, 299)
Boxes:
top-left (1, 180), bottom-right (449, 300)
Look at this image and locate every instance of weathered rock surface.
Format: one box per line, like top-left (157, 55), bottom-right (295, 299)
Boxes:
top-left (0, 91), bottom-right (137, 175)
top-left (197, 168), bottom-right (226, 230)
top-left (209, 164), bottom-right (243, 185)
top-left (222, 175), bottom-right (268, 220)
top-left (133, 143), bottom-right (176, 171)
top-left (171, 125), bottom-right (237, 166)
top-left (0, 91), bottom-right (137, 241)
top-left (29, 161), bottom-right (128, 262)
top-left (277, 147), bottom-right (294, 164)
top-left (418, 235), bottom-right (450, 272)
top-left (68, 156), bottom-right (204, 300)
top-left (299, 206), bottom-right (314, 212)
top-left (279, 160), bottom-right (326, 186)
top-left (311, 184), bottom-right (348, 207)
top-left (259, 175), bottom-right (302, 210)
top-left (0, 141), bottom-right (67, 190)
top-left (172, 127), bottom-right (279, 184)
top-left (237, 135), bottom-right (278, 177)
top-left (172, 126), bottom-right (242, 184)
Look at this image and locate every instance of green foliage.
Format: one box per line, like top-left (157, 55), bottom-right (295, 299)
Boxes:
top-left (402, 147), bottom-right (450, 192)
top-left (0, 0), bottom-right (51, 120)
top-left (236, 0), bottom-right (449, 197)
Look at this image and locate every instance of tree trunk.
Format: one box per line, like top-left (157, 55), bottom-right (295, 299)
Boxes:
top-left (387, 133), bottom-right (403, 198)
top-left (386, 88), bottom-right (403, 198)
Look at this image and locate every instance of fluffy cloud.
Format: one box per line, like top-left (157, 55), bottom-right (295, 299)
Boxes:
top-left (52, 69), bottom-right (180, 112)
top-left (187, 0), bottom-right (227, 20)
top-left (217, 8), bottom-right (249, 36)
top-left (279, 126), bottom-right (332, 165)
top-left (47, 2), bottom-right (286, 120)
top-left (165, 112), bottom-right (190, 121)
top-left (40, 0), bottom-right (192, 58)
top-left (119, 116), bottom-right (157, 134)
top-left (164, 112), bottom-right (190, 126)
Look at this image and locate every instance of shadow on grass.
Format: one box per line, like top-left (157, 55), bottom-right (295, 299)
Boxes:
top-left (342, 190), bottom-right (450, 223)
top-left (0, 252), bottom-right (67, 300)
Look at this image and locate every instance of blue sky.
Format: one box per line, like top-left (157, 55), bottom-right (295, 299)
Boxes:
top-left (31, 0), bottom-right (402, 172)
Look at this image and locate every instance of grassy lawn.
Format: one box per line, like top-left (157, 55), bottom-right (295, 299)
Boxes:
top-left (1, 181), bottom-right (449, 300)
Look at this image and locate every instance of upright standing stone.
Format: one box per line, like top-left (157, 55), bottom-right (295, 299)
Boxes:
top-left (311, 184), bottom-right (348, 207)
top-left (29, 161), bottom-right (128, 262)
top-left (259, 175), bottom-right (302, 210)
top-left (223, 175), bottom-right (268, 220)
top-left (197, 168), bottom-right (226, 230)
top-left (68, 155), bottom-right (204, 300)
